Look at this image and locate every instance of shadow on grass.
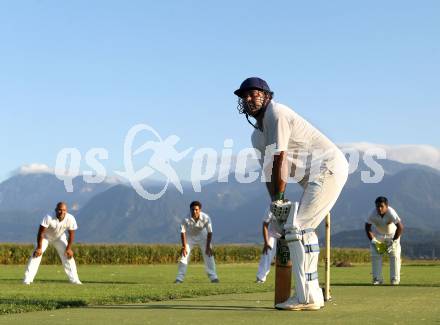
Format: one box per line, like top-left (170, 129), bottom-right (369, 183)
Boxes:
top-left (79, 280), bottom-right (139, 284)
top-left (0, 279), bottom-right (138, 284)
top-left (331, 283), bottom-right (372, 287)
top-left (0, 298), bottom-right (87, 311)
top-left (0, 279), bottom-right (71, 284)
top-left (332, 283), bottom-right (440, 288)
top-left (181, 298), bottom-right (273, 302)
top-left (88, 304), bottom-right (274, 312)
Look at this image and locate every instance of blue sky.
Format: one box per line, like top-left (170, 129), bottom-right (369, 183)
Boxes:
top-left (1, 0), bottom-right (439, 181)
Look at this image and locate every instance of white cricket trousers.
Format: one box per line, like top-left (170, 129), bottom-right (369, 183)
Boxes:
top-left (256, 236), bottom-right (277, 282)
top-left (370, 238), bottom-right (401, 283)
top-left (290, 158), bottom-right (348, 305)
top-left (23, 234), bottom-right (81, 283)
top-left (176, 240), bottom-right (218, 281)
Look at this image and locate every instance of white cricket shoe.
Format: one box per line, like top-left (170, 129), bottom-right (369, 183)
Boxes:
top-left (275, 296), bottom-right (321, 311)
top-left (372, 278), bottom-right (383, 285)
top-left (23, 281), bottom-right (31, 285)
top-left (70, 280), bottom-right (82, 285)
top-left (391, 280), bottom-right (400, 285)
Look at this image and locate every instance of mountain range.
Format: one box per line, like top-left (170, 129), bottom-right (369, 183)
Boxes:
top-left (0, 149), bottom-right (439, 258)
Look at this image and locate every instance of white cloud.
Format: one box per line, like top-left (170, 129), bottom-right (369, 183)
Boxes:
top-left (340, 142), bottom-right (440, 170)
top-left (11, 163), bottom-right (127, 187)
top-left (15, 163), bottom-right (53, 175)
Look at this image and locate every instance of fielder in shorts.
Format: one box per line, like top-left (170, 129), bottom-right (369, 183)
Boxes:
top-left (234, 77), bottom-right (349, 311)
top-left (23, 202), bottom-right (82, 285)
top-left (175, 201), bottom-right (219, 283)
top-left (365, 196), bottom-right (403, 285)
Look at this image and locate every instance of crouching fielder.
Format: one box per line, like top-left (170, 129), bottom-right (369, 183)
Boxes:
top-left (365, 196), bottom-right (403, 285)
top-left (256, 203), bottom-right (294, 283)
top-left (234, 77), bottom-right (348, 311)
top-left (23, 202), bottom-right (82, 285)
top-left (255, 211), bottom-right (279, 283)
top-left (175, 201), bottom-right (219, 283)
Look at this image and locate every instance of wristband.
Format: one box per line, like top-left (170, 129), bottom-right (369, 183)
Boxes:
top-left (274, 192), bottom-right (285, 201)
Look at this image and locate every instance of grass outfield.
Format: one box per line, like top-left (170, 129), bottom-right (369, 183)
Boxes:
top-left (0, 263), bottom-right (439, 323)
top-left (0, 264), bottom-right (274, 314)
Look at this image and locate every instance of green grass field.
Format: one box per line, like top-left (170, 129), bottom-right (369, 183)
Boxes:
top-left (1, 263), bottom-right (439, 324)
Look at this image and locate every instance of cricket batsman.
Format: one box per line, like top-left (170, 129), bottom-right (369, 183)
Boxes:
top-left (23, 202), bottom-right (82, 285)
top-left (234, 77), bottom-right (348, 311)
top-left (365, 196), bottom-right (404, 285)
top-left (175, 201), bottom-right (219, 283)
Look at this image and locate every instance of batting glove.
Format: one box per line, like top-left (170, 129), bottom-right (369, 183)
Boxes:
top-left (371, 238), bottom-right (387, 254)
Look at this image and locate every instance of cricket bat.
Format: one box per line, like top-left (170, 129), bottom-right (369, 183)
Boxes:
top-left (274, 237), bottom-right (292, 305)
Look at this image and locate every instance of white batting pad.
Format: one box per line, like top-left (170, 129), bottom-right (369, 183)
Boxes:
top-left (288, 240), bottom-right (307, 303)
top-left (303, 231), bottom-right (324, 306)
top-left (287, 230), bottom-right (324, 306)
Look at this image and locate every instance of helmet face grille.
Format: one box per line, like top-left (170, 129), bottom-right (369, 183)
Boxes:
top-left (236, 94), bottom-right (271, 130)
top-left (237, 97), bottom-right (260, 130)
top-left (237, 97), bottom-right (246, 114)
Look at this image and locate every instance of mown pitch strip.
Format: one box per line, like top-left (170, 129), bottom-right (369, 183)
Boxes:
top-left (0, 263), bottom-right (439, 324)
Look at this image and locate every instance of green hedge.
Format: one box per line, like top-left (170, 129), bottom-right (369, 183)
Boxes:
top-left (0, 243), bottom-right (374, 265)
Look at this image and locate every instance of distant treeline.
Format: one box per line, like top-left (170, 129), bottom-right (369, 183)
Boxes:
top-left (0, 243), bottom-right (386, 265)
top-left (401, 242), bottom-right (440, 260)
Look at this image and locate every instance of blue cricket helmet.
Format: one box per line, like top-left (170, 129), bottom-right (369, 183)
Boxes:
top-left (234, 77), bottom-right (273, 98)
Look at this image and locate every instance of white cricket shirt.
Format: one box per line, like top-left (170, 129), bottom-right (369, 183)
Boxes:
top-left (251, 100), bottom-right (348, 182)
top-left (180, 212), bottom-right (213, 240)
top-left (366, 206), bottom-right (401, 237)
top-left (40, 213), bottom-right (78, 241)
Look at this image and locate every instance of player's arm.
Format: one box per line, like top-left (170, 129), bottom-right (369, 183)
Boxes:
top-left (365, 223), bottom-right (375, 241)
top-left (393, 222), bottom-right (403, 241)
top-left (65, 229), bottom-right (75, 259)
top-left (180, 232), bottom-right (188, 256)
top-left (206, 232), bottom-right (213, 257)
top-left (33, 225), bottom-right (47, 257)
top-left (265, 182), bottom-right (274, 199)
top-left (365, 222), bottom-right (382, 253)
top-left (390, 209), bottom-right (404, 241)
top-left (270, 151), bottom-right (287, 201)
top-left (265, 109), bottom-right (290, 200)
top-left (262, 222), bottom-right (271, 254)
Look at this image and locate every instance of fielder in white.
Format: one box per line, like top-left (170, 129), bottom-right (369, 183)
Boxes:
top-left (175, 201), bottom-right (219, 283)
top-left (256, 203), bottom-right (298, 283)
top-left (234, 77), bottom-right (349, 311)
top-left (365, 196), bottom-right (403, 285)
top-left (256, 212), bottom-right (279, 283)
top-left (23, 202), bottom-right (82, 285)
